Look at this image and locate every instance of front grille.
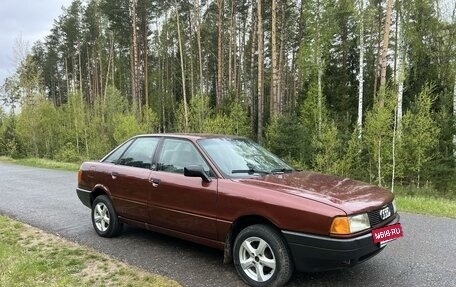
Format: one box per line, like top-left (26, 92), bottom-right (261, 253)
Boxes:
top-left (368, 202), bottom-right (394, 227)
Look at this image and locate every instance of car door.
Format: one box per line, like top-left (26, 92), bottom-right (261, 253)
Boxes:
top-left (108, 137), bottom-right (160, 223)
top-left (148, 138), bottom-right (218, 240)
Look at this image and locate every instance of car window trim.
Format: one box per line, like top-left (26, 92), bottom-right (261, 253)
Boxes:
top-left (154, 136), bottom-right (216, 177)
top-left (115, 136), bottom-right (161, 169)
top-left (101, 138), bottom-right (134, 164)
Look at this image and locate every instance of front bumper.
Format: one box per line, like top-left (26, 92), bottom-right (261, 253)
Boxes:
top-left (282, 213), bottom-right (400, 272)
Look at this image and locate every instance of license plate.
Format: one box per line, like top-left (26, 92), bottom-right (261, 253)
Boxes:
top-left (372, 223), bottom-right (403, 244)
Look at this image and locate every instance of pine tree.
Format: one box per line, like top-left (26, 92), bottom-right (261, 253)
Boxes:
top-left (364, 89), bottom-right (396, 186)
top-left (400, 85), bottom-right (440, 187)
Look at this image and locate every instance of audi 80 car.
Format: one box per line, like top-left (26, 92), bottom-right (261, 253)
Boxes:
top-left (76, 134), bottom-right (400, 286)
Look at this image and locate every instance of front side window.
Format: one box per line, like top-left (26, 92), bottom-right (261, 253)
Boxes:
top-left (118, 137), bottom-right (159, 169)
top-left (157, 138), bottom-right (210, 174)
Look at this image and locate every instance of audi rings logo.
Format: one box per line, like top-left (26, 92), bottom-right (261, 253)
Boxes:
top-left (379, 206), bottom-right (391, 220)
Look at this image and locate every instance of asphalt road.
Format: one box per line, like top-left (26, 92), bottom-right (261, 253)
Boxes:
top-left (0, 162), bottom-right (455, 287)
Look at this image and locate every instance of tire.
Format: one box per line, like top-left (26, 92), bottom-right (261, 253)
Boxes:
top-left (91, 195), bottom-right (123, 237)
top-left (233, 224), bottom-right (293, 287)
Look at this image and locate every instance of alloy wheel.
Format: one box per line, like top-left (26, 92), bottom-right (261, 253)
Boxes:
top-left (238, 236), bottom-right (277, 283)
top-left (93, 202), bottom-right (110, 232)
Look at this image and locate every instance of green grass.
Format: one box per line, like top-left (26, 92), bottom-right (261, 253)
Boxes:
top-left (395, 195), bottom-right (456, 218)
top-left (394, 185), bottom-right (456, 201)
top-left (393, 185), bottom-right (456, 218)
top-left (0, 156), bottom-right (81, 171)
top-left (0, 215), bottom-right (180, 287)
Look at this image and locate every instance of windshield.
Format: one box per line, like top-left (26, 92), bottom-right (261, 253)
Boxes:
top-left (198, 138), bottom-right (293, 178)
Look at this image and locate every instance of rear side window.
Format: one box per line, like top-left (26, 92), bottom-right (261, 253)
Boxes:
top-left (103, 140), bottom-right (132, 164)
top-left (118, 137), bottom-right (159, 169)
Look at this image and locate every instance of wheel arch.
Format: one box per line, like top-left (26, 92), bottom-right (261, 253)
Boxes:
top-left (90, 185), bottom-right (110, 207)
top-left (223, 215), bottom-right (280, 264)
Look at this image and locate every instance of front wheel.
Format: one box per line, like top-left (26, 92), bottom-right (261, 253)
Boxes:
top-left (233, 224), bottom-right (293, 287)
top-left (91, 195), bottom-right (122, 237)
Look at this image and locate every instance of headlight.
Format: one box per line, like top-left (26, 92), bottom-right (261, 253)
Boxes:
top-left (349, 213), bottom-right (371, 233)
top-left (392, 199), bottom-right (397, 213)
top-left (330, 213), bottom-right (371, 235)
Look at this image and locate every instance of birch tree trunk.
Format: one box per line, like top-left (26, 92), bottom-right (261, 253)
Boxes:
top-left (65, 57), bottom-right (70, 94)
top-left (187, 16), bottom-right (195, 99)
top-left (391, 2), bottom-right (402, 193)
top-left (216, 0), bottom-right (224, 107)
top-left (228, 0), bottom-right (235, 90)
top-left (232, 4), bottom-right (237, 97)
top-left (238, 13), bottom-right (246, 101)
top-left (453, 78), bottom-right (456, 162)
top-left (98, 49), bottom-right (104, 100)
top-left (316, 0), bottom-right (322, 135)
top-left (373, 30), bottom-right (381, 99)
top-left (250, 4), bottom-right (257, 134)
top-left (194, 0), bottom-right (204, 94)
top-left (379, 0), bottom-right (394, 103)
top-left (270, 0), bottom-right (279, 117)
top-left (278, 1), bottom-right (285, 113)
top-left (357, 0), bottom-right (365, 139)
top-left (142, 10), bottom-right (149, 115)
top-left (78, 44), bottom-right (82, 92)
top-left (104, 35), bottom-right (114, 99)
top-left (176, 7), bottom-right (189, 131)
top-left (452, 4), bottom-right (456, 163)
top-left (257, 0), bottom-right (264, 143)
top-left (130, 0), bottom-right (140, 117)
top-left (317, 55), bottom-right (323, 135)
top-left (391, 102), bottom-right (397, 192)
top-left (292, 0), bottom-right (305, 111)
top-left (378, 138), bottom-right (382, 186)
top-left (395, 7), bottom-right (404, 136)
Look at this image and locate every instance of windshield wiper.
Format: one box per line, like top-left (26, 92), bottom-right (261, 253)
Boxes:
top-left (270, 168), bottom-right (294, 173)
top-left (231, 169), bottom-right (271, 175)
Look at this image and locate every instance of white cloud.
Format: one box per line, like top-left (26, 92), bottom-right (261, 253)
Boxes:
top-left (0, 0), bottom-right (73, 94)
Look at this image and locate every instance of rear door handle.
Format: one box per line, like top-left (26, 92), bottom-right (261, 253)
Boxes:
top-left (149, 178), bottom-right (161, 187)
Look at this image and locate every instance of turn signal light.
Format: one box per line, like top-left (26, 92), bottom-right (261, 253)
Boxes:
top-left (330, 213), bottom-right (371, 235)
top-left (330, 217), bottom-right (350, 235)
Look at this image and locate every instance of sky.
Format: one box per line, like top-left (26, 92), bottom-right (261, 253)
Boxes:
top-left (0, 0), bottom-right (73, 110)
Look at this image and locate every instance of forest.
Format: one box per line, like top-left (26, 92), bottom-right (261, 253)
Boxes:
top-left (0, 0), bottom-right (455, 195)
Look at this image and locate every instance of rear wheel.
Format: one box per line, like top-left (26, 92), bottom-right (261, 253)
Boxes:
top-left (91, 195), bottom-right (122, 237)
top-left (233, 224), bottom-right (293, 287)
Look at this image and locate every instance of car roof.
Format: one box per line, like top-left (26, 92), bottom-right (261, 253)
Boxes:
top-left (133, 133), bottom-right (246, 141)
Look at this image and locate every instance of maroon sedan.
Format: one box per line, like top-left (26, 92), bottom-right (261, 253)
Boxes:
top-left (76, 134), bottom-right (400, 286)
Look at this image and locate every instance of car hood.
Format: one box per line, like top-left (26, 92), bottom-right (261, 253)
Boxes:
top-left (235, 171), bottom-right (394, 214)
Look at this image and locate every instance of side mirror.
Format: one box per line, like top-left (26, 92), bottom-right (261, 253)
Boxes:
top-left (184, 165), bottom-right (212, 183)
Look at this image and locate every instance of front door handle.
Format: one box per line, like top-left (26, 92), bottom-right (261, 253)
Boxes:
top-left (149, 178), bottom-right (161, 187)
top-left (111, 171), bottom-right (119, 179)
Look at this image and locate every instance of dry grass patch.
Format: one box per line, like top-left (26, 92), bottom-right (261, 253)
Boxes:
top-left (0, 215), bottom-right (181, 287)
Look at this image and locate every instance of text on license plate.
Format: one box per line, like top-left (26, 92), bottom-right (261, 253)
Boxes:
top-left (371, 223), bottom-right (403, 243)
